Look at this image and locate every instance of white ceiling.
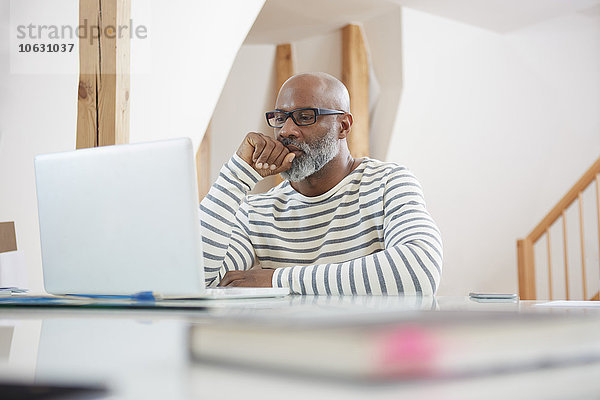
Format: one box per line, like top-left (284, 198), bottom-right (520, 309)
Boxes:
top-left (396, 0), bottom-right (600, 32)
top-left (244, 0), bottom-right (399, 44)
top-left (244, 0), bottom-right (600, 44)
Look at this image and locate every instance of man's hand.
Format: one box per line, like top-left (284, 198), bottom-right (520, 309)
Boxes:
top-left (236, 132), bottom-right (295, 178)
top-left (219, 268), bottom-right (275, 287)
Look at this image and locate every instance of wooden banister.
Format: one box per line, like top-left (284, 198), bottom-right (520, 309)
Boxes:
top-left (529, 156), bottom-right (600, 242)
top-left (517, 238), bottom-right (535, 300)
top-left (517, 155), bottom-right (600, 301)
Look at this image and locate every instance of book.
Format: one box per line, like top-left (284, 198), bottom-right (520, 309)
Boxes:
top-left (189, 310), bottom-right (600, 381)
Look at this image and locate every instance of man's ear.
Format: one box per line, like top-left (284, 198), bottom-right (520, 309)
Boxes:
top-left (338, 113), bottom-right (353, 139)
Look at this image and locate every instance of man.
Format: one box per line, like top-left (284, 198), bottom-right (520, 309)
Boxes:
top-left (199, 72), bottom-right (442, 295)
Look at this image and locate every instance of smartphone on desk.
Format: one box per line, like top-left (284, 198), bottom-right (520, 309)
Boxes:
top-left (469, 292), bottom-right (519, 302)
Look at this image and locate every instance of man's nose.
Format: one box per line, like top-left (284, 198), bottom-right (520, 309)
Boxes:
top-left (278, 116), bottom-right (300, 139)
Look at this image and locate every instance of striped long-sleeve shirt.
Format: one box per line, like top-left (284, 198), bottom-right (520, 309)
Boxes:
top-left (200, 154), bottom-right (442, 295)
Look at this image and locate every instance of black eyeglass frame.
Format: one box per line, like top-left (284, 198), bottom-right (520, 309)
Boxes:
top-left (265, 108), bottom-right (345, 128)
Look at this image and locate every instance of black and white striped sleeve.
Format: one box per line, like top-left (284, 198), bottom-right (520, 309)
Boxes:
top-left (271, 169), bottom-right (442, 295)
top-left (199, 155), bottom-right (260, 287)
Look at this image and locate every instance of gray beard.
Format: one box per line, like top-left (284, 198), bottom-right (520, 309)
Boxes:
top-left (280, 130), bottom-right (339, 182)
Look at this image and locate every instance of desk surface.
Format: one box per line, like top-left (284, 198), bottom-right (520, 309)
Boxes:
top-left (1, 296), bottom-right (600, 400)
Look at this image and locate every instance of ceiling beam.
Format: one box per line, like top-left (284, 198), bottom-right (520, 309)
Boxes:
top-left (274, 43), bottom-right (295, 185)
top-left (342, 24), bottom-right (370, 158)
top-left (77, 0), bottom-right (131, 149)
top-left (196, 124), bottom-right (212, 202)
top-left (0, 222), bottom-right (17, 254)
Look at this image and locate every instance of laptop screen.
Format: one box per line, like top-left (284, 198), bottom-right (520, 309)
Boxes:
top-left (34, 138), bottom-right (205, 296)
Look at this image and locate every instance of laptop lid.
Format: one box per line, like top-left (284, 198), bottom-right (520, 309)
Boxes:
top-left (34, 138), bottom-right (206, 296)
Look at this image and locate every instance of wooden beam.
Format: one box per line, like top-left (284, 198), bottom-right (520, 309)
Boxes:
top-left (196, 126), bottom-right (211, 201)
top-left (274, 44), bottom-right (295, 185)
top-left (342, 24), bottom-right (370, 158)
top-left (77, 0), bottom-right (131, 149)
top-left (275, 44), bottom-right (295, 93)
top-left (0, 222), bottom-right (17, 254)
top-left (77, 0), bottom-right (100, 149)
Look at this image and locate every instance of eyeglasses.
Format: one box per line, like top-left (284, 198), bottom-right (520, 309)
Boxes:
top-left (265, 108), bottom-right (345, 128)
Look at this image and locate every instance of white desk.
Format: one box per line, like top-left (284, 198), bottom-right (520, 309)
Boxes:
top-left (1, 296), bottom-right (600, 400)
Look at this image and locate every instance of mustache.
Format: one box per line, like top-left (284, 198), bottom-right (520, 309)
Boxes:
top-left (278, 137), bottom-right (310, 152)
top-left (278, 137), bottom-right (295, 147)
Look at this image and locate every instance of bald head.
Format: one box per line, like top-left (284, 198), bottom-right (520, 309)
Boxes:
top-left (276, 72), bottom-right (350, 112)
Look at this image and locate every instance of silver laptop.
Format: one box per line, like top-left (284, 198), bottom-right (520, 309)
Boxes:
top-left (34, 138), bottom-right (289, 299)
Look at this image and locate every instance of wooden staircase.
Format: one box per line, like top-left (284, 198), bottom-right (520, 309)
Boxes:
top-left (517, 156), bottom-right (600, 301)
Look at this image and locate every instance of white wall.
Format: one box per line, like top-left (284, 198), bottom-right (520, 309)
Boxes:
top-left (209, 44), bottom-right (278, 193)
top-left (214, 7), bottom-right (405, 166)
top-left (0, 0), bottom-right (78, 292)
top-left (129, 0), bottom-right (265, 150)
top-left (210, 29), bottom-right (346, 187)
top-left (211, 6), bottom-right (600, 297)
top-left (2, 0), bottom-right (598, 296)
top-left (211, 17), bottom-right (402, 177)
top-left (363, 8), bottom-right (403, 161)
top-left (392, 8), bottom-right (600, 295)
top-left (0, 0), bottom-right (264, 292)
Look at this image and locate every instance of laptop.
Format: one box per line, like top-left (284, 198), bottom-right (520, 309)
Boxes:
top-left (34, 138), bottom-right (289, 300)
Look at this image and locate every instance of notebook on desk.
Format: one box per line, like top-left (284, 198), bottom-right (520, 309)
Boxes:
top-left (34, 138), bottom-right (288, 300)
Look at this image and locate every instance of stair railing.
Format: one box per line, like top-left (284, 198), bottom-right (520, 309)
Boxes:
top-left (517, 156), bottom-right (600, 300)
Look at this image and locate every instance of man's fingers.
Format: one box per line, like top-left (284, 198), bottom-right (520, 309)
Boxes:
top-left (272, 153), bottom-right (296, 174)
top-left (268, 143), bottom-right (289, 170)
top-left (236, 132), bottom-right (295, 177)
top-left (219, 269), bottom-right (275, 287)
top-left (218, 271), bottom-right (241, 287)
top-left (271, 148), bottom-right (289, 170)
top-left (249, 136), bottom-right (266, 164)
top-left (255, 140), bottom-right (276, 169)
